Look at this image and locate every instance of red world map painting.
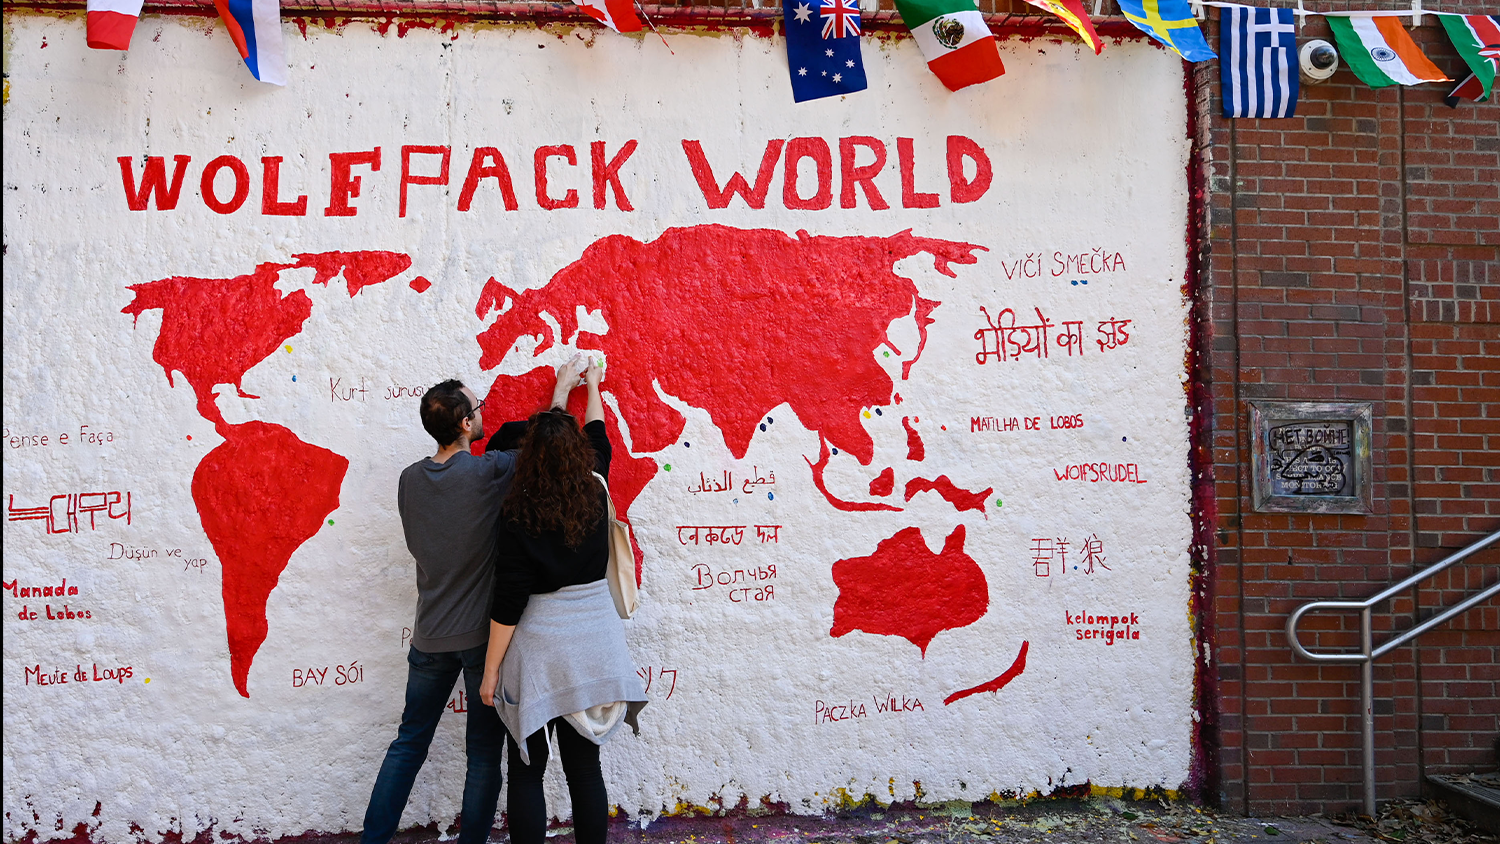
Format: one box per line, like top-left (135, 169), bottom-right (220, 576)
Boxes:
top-left (125, 228), bottom-right (1023, 701)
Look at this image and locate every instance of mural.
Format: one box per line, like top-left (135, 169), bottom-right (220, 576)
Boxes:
top-left (2, 14), bottom-right (1195, 843)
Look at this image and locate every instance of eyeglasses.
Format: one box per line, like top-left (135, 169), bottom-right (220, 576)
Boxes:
top-left (467, 398), bottom-right (486, 418)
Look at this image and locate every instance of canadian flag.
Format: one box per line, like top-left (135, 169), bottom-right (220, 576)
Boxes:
top-left (86, 0), bottom-right (145, 50)
top-left (574, 0), bottom-right (642, 33)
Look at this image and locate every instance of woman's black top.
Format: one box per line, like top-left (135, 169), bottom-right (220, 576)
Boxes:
top-left (489, 419), bottom-right (612, 626)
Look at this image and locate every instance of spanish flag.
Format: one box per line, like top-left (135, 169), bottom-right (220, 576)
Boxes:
top-left (1023, 0), bottom-right (1103, 55)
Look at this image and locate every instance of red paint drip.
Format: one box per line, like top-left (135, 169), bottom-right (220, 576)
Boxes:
top-left (291, 250), bottom-right (413, 297)
top-left (902, 416), bottom-right (925, 461)
top-left (903, 475), bottom-right (990, 516)
top-left (943, 640), bottom-right (1029, 705)
top-left (192, 422), bottom-right (347, 697)
top-left (480, 366), bottom-right (658, 584)
top-left (829, 525), bottom-right (987, 655)
top-left (475, 225), bottom-right (984, 464)
top-left (805, 439), bottom-right (901, 512)
top-left (409, 276), bottom-right (432, 293)
top-left (869, 467), bottom-right (896, 497)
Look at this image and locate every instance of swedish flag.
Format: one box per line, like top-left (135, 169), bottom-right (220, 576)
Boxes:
top-left (1117, 0), bottom-right (1217, 62)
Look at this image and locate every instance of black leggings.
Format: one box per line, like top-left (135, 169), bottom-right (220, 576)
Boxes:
top-left (507, 718), bottom-right (608, 844)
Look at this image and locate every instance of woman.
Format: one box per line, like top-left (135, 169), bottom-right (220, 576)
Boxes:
top-left (479, 355), bottom-right (646, 844)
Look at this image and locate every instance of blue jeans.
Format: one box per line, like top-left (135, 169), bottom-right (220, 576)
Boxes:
top-left (361, 644), bottom-right (507, 844)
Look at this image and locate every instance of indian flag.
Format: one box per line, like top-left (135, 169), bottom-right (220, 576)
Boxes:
top-left (1327, 15), bottom-right (1449, 88)
top-left (896, 0), bottom-right (1005, 91)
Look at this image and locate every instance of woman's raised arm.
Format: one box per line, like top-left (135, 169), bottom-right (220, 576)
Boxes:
top-left (583, 357), bottom-right (604, 424)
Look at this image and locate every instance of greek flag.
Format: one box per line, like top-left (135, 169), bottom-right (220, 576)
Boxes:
top-left (1220, 5), bottom-right (1298, 118)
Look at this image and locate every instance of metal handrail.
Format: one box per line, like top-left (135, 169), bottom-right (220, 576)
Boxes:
top-left (1286, 529), bottom-right (1500, 816)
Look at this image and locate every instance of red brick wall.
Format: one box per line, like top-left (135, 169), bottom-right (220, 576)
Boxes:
top-left (1194, 3), bottom-right (1499, 815)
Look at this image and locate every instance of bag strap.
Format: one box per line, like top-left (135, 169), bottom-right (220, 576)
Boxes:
top-left (592, 471), bottom-right (617, 521)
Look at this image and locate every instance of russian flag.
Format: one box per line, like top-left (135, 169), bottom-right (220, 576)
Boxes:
top-left (213, 0), bottom-right (288, 85)
top-left (86, 0), bottom-right (145, 51)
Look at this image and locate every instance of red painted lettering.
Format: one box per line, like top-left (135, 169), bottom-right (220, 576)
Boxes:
top-left (200, 155), bottom-right (250, 215)
top-left (399, 145), bottom-right (450, 218)
top-left (782, 137), bottom-right (833, 211)
top-left (324, 148), bottom-right (382, 217)
top-left (898, 138), bottom-right (939, 209)
top-left (457, 147), bottom-right (519, 212)
top-left (261, 156), bottom-right (308, 216)
top-left (946, 135), bottom-right (992, 204)
top-left (118, 155), bottom-right (191, 211)
top-left (839, 136), bottom-right (889, 210)
top-left (591, 140), bottom-right (638, 211)
top-left (534, 145), bottom-right (579, 210)
top-left (680, 139), bottom-right (785, 210)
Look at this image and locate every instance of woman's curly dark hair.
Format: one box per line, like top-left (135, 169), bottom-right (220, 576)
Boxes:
top-left (500, 408), bottom-right (604, 548)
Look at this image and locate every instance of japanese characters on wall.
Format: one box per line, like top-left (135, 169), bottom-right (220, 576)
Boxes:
top-left (2, 15), bottom-right (1196, 842)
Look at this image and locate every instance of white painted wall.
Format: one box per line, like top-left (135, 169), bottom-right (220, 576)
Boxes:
top-left (2, 13), bottom-right (1195, 842)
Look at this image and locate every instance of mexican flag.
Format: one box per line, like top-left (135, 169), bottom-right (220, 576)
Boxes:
top-left (1326, 15), bottom-right (1448, 88)
top-left (895, 0), bottom-right (1005, 91)
top-left (1438, 14), bottom-right (1500, 100)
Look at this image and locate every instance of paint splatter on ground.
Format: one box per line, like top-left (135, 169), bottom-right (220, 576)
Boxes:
top-left (347, 798), bottom-right (1393, 844)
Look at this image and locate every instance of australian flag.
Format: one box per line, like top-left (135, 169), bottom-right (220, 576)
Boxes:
top-left (1220, 5), bottom-right (1298, 118)
top-left (784, 0), bottom-right (868, 102)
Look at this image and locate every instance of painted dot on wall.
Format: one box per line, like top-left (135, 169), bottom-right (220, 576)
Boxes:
top-left (663, 464), bottom-right (672, 471)
top-left (409, 276), bottom-right (433, 293)
top-left (883, 351), bottom-right (891, 358)
top-left (874, 408), bottom-right (882, 416)
top-left (831, 447), bottom-right (839, 455)
top-left (284, 345), bottom-right (293, 353)
top-left (940, 425), bottom-right (947, 431)
top-left (186, 435), bottom-right (192, 441)
top-left (995, 499), bottom-right (1003, 508)
top-left (1122, 436), bottom-right (1128, 442)
top-left (144, 678), bottom-right (151, 684)
top-left (327, 519), bottom-right (335, 526)
top-left (767, 492), bottom-right (774, 501)
top-left (862, 411), bottom-right (871, 419)
top-left (760, 423), bottom-right (766, 432)
top-left (766, 417), bottom-right (774, 424)
top-left (292, 375), bottom-right (297, 382)
top-left (684, 442), bottom-right (691, 448)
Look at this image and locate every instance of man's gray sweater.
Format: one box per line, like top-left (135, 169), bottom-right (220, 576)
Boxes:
top-left (398, 449), bottom-right (517, 652)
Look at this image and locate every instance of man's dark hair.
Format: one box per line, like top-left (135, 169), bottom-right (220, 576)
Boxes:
top-left (420, 379), bottom-right (473, 446)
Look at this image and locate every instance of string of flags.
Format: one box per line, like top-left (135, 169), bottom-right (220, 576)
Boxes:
top-left (82, 0), bottom-right (1496, 112)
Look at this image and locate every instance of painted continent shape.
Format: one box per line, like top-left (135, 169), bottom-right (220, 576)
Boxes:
top-left (194, 422), bottom-right (348, 697)
top-left (830, 525), bottom-right (988, 655)
top-left (124, 250), bottom-right (410, 695)
top-left (476, 225), bottom-right (984, 466)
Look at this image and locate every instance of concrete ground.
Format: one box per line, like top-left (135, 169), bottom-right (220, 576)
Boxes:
top-left (352, 797), bottom-right (1496, 844)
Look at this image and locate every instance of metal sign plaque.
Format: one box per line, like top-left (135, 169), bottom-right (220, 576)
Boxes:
top-left (1251, 402), bottom-right (1373, 513)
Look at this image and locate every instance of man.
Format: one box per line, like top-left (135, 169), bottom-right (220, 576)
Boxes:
top-left (361, 379), bottom-right (521, 844)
